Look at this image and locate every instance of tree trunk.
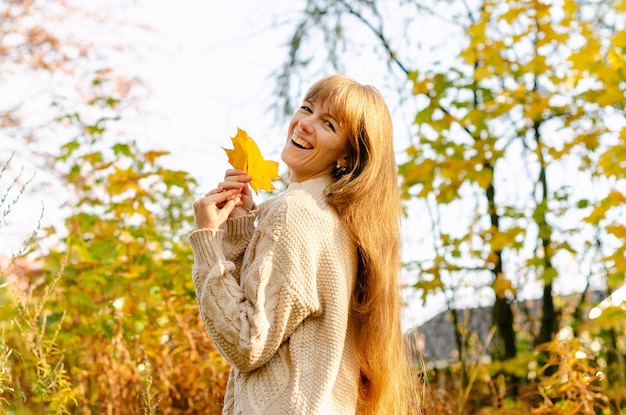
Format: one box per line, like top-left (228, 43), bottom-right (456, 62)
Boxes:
top-left (486, 177), bottom-right (517, 360)
top-left (537, 283), bottom-right (556, 345)
top-left (534, 120), bottom-right (558, 345)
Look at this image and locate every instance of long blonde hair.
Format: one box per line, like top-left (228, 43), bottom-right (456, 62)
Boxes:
top-left (304, 75), bottom-right (416, 414)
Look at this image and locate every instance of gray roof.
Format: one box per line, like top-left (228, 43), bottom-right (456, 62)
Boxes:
top-left (404, 289), bottom-right (608, 366)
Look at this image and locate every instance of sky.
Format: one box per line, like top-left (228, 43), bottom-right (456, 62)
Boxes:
top-left (1, 0), bottom-right (449, 328)
top-left (111, 0), bottom-right (300, 180)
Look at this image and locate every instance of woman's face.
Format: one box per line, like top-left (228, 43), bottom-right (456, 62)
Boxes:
top-left (281, 99), bottom-right (348, 183)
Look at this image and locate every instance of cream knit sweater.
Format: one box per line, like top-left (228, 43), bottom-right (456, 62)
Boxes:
top-left (189, 176), bottom-right (360, 415)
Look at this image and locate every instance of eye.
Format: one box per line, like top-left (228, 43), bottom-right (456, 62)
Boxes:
top-left (325, 120), bottom-right (336, 132)
top-left (300, 105), bottom-right (312, 113)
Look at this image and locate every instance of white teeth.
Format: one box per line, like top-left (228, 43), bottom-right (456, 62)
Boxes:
top-left (292, 135), bottom-right (313, 149)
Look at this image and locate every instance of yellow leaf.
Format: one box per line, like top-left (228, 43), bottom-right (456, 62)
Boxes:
top-left (607, 224), bottom-right (626, 240)
top-left (612, 30), bottom-right (626, 48)
top-left (563, 0), bottom-right (577, 18)
top-left (493, 273), bottom-right (515, 298)
top-left (223, 128), bottom-right (280, 194)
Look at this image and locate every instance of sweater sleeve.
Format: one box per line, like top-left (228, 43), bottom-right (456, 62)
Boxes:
top-left (188, 197), bottom-right (324, 373)
top-left (221, 209), bottom-right (257, 278)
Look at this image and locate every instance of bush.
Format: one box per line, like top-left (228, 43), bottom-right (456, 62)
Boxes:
top-left (0, 145), bottom-right (230, 414)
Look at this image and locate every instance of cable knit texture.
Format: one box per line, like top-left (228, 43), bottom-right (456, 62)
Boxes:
top-left (188, 176), bottom-right (359, 415)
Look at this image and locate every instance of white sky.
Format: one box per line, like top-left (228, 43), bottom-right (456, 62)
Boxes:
top-left (114, 0), bottom-right (299, 181)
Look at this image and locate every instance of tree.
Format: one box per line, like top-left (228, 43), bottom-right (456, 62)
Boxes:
top-left (1, 113), bottom-right (231, 411)
top-left (276, 0), bottom-right (626, 409)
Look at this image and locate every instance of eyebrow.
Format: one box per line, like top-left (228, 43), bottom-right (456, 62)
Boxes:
top-left (306, 100), bottom-right (340, 126)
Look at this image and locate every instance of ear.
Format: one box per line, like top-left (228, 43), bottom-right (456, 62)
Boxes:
top-left (337, 154), bottom-right (348, 167)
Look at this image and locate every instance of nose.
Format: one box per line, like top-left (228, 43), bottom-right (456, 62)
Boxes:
top-left (298, 114), bottom-right (314, 134)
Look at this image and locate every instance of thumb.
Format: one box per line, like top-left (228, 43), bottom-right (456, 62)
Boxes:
top-left (218, 194), bottom-right (240, 221)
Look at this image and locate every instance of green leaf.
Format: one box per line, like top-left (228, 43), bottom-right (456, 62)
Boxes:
top-left (112, 143), bottom-right (131, 157)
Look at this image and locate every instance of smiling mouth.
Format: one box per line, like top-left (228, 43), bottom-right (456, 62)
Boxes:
top-left (291, 135), bottom-right (313, 149)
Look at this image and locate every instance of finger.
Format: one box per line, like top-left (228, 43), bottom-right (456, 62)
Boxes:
top-left (218, 194), bottom-right (240, 220)
top-left (205, 187), bottom-right (223, 196)
top-left (196, 189), bottom-right (239, 218)
top-left (218, 180), bottom-right (246, 191)
top-left (224, 169), bottom-right (252, 180)
top-left (220, 173), bottom-right (252, 188)
top-left (224, 169), bottom-right (247, 178)
top-left (240, 182), bottom-right (252, 197)
top-left (200, 188), bottom-right (239, 205)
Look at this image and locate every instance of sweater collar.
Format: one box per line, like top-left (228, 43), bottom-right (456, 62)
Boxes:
top-left (286, 175), bottom-right (332, 203)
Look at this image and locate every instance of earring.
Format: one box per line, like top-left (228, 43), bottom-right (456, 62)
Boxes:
top-left (334, 163), bottom-right (348, 178)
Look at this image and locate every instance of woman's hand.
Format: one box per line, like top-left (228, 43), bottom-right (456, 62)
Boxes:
top-left (193, 188), bottom-right (242, 230)
top-left (192, 170), bottom-right (253, 230)
top-left (218, 169), bottom-right (253, 218)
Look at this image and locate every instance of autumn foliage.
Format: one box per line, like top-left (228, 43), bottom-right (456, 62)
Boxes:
top-left (1, 138), bottom-right (231, 413)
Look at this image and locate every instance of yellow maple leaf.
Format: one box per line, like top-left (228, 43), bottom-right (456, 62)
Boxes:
top-left (223, 128), bottom-right (279, 194)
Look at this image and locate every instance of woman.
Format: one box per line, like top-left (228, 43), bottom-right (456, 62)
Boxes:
top-left (190, 74), bottom-right (415, 414)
